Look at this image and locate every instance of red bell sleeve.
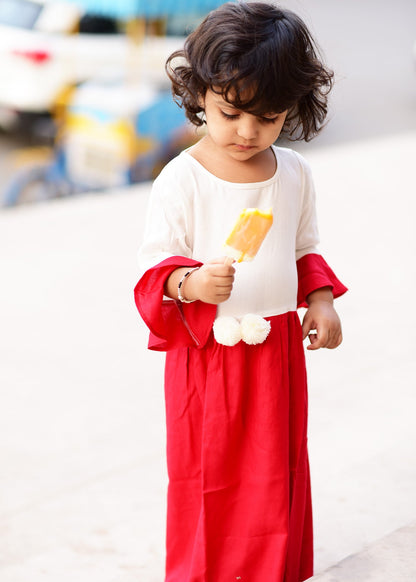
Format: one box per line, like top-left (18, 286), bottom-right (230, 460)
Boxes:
top-left (134, 256), bottom-right (217, 351)
top-left (296, 253), bottom-right (348, 308)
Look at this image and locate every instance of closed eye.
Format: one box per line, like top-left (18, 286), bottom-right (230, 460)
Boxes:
top-left (220, 110), bottom-right (240, 120)
top-left (220, 110), bottom-right (279, 124)
top-left (260, 115), bottom-right (279, 124)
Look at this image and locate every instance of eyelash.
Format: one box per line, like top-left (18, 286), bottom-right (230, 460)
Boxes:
top-left (221, 111), bottom-right (239, 120)
top-left (220, 111), bottom-right (278, 124)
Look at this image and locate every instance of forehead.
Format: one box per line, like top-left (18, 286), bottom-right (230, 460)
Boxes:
top-left (207, 87), bottom-right (278, 115)
top-left (209, 92), bottom-right (236, 108)
top-left (211, 84), bottom-right (256, 105)
top-left (206, 82), bottom-right (287, 116)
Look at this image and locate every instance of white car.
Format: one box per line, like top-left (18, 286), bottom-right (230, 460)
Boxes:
top-left (0, 0), bottom-right (184, 129)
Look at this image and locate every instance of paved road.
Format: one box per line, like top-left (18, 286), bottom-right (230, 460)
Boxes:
top-left (1, 131), bottom-right (415, 580)
top-left (1, 2), bottom-right (416, 575)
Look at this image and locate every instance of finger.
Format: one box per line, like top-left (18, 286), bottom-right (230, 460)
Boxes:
top-left (214, 276), bottom-right (234, 287)
top-left (310, 326), bottom-right (344, 350)
top-left (209, 257), bottom-right (235, 266)
top-left (207, 257), bottom-right (226, 264)
top-left (328, 331), bottom-right (343, 349)
top-left (214, 272), bottom-right (235, 281)
top-left (325, 324), bottom-right (343, 349)
top-left (215, 277), bottom-right (234, 287)
top-left (211, 267), bottom-right (235, 278)
top-left (215, 291), bottom-right (233, 302)
top-left (214, 283), bottom-right (234, 295)
top-left (307, 336), bottom-right (321, 350)
top-left (302, 315), bottom-right (314, 340)
top-left (215, 289), bottom-right (233, 298)
top-left (326, 335), bottom-right (338, 349)
top-left (307, 327), bottom-right (330, 350)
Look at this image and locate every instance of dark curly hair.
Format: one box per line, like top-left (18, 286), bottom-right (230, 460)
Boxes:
top-left (166, 1), bottom-right (334, 141)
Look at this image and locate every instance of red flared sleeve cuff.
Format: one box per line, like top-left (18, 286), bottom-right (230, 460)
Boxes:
top-left (296, 253), bottom-right (348, 308)
top-left (134, 256), bottom-right (217, 351)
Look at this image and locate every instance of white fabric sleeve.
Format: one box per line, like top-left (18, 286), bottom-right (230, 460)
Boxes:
top-left (137, 169), bottom-right (193, 277)
top-left (295, 154), bottom-right (320, 261)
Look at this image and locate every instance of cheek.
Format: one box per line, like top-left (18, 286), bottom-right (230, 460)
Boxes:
top-left (209, 117), bottom-right (233, 141)
top-left (271, 120), bottom-right (286, 139)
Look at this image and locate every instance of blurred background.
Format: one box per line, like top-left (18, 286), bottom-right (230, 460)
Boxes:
top-left (0, 1), bottom-right (415, 581)
top-left (0, 0), bottom-right (217, 205)
top-left (0, 0), bottom-right (415, 204)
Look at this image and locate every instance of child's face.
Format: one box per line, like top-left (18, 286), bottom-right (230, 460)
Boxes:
top-left (202, 89), bottom-right (288, 163)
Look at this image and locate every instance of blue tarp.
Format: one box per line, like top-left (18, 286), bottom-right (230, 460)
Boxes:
top-left (136, 92), bottom-right (188, 142)
top-left (68, 0), bottom-right (227, 19)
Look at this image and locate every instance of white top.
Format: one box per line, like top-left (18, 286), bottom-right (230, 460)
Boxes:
top-left (137, 145), bottom-right (320, 319)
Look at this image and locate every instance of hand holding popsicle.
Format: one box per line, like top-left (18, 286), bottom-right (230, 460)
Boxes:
top-left (165, 208), bottom-right (272, 304)
top-left (181, 259), bottom-right (236, 304)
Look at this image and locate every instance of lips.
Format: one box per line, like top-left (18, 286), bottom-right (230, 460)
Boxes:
top-left (234, 144), bottom-right (255, 151)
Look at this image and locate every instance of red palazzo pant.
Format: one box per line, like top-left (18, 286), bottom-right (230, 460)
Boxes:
top-left (163, 311), bottom-right (313, 582)
top-left (134, 253), bottom-right (347, 582)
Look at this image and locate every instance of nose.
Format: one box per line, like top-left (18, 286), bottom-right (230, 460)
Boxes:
top-left (236, 114), bottom-right (258, 140)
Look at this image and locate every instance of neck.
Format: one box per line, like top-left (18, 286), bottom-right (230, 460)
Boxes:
top-left (189, 138), bottom-right (277, 183)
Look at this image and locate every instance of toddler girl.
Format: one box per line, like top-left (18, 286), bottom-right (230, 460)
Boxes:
top-left (134, 3), bottom-right (347, 581)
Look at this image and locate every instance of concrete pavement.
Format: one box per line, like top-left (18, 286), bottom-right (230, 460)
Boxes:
top-left (310, 521), bottom-right (416, 581)
top-left (0, 131), bottom-right (415, 580)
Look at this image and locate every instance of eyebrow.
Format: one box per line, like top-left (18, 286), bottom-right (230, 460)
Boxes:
top-left (213, 98), bottom-right (238, 109)
top-left (212, 93), bottom-right (283, 118)
top-left (215, 99), bottom-right (279, 117)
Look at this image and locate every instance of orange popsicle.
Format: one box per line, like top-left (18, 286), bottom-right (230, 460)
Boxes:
top-left (223, 208), bottom-right (273, 262)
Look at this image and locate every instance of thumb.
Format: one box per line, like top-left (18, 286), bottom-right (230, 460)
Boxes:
top-left (301, 311), bottom-right (314, 340)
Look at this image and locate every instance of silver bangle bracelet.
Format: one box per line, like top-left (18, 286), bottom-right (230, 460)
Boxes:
top-left (177, 267), bottom-right (199, 303)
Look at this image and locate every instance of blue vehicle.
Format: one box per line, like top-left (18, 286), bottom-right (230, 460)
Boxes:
top-left (2, 77), bottom-right (199, 205)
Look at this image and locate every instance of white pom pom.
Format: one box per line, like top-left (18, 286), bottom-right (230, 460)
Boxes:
top-left (213, 316), bottom-right (242, 346)
top-left (240, 314), bottom-right (271, 345)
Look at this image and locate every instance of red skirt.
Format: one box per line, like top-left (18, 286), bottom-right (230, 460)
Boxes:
top-left (134, 253), bottom-right (347, 581)
top-left (164, 311), bottom-right (313, 582)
